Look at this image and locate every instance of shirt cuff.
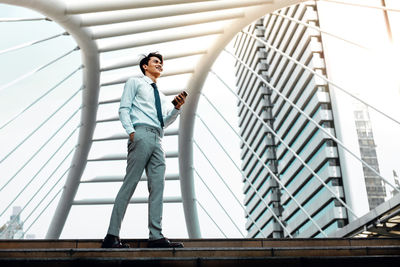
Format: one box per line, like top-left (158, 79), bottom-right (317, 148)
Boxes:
top-left (126, 127), bottom-right (135, 136)
top-left (172, 108), bottom-right (181, 114)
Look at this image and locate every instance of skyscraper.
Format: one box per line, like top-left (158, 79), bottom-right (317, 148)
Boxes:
top-left (353, 103), bottom-right (386, 209)
top-left (0, 206), bottom-right (24, 239)
top-left (234, 1), bottom-right (348, 238)
top-left (234, 0), bottom-right (397, 238)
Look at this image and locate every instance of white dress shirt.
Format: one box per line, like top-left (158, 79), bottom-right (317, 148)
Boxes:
top-left (119, 75), bottom-right (181, 135)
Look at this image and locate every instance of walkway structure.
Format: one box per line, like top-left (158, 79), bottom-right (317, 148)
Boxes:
top-left (0, 0), bottom-right (399, 239)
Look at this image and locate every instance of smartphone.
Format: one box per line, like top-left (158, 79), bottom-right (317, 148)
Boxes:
top-left (172, 91), bottom-right (188, 106)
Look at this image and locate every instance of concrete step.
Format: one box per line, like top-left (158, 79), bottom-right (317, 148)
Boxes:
top-left (1, 256), bottom-right (400, 267)
top-left (0, 256), bottom-right (399, 267)
top-left (1, 237), bottom-right (400, 249)
top-left (1, 245), bottom-right (400, 258)
top-left (0, 238), bottom-right (399, 267)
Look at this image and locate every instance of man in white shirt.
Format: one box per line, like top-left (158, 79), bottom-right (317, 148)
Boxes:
top-left (102, 52), bottom-right (186, 248)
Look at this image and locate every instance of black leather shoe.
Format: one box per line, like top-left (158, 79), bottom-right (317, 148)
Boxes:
top-left (148, 237), bottom-right (184, 248)
top-left (101, 234), bottom-right (130, 248)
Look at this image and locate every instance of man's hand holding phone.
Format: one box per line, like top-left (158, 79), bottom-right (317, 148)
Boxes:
top-left (172, 91), bottom-right (188, 110)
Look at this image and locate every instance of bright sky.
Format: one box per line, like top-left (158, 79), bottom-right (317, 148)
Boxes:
top-left (316, 0), bottom-right (400, 211)
top-left (1, 0), bottom-right (400, 239)
top-left (0, 3), bottom-right (245, 239)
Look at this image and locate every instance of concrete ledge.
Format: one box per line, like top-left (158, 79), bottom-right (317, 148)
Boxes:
top-left (1, 245), bottom-right (400, 259)
top-left (2, 238), bottom-right (400, 249)
top-left (333, 193), bottom-right (400, 238)
top-left (0, 255), bottom-right (399, 267)
top-left (1, 238), bottom-right (399, 266)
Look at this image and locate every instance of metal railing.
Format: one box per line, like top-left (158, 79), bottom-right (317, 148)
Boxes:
top-left (0, 12), bottom-right (82, 238)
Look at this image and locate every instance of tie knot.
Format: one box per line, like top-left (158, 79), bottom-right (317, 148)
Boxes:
top-left (151, 83), bottom-right (158, 90)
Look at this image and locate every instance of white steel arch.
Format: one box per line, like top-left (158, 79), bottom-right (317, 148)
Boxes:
top-left (0, 0), bottom-right (307, 239)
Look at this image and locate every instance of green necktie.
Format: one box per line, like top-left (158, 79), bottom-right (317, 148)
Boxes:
top-left (151, 83), bottom-right (164, 128)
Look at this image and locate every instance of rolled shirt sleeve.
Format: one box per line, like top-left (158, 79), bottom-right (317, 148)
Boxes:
top-left (163, 106), bottom-right (181, 129)
top-left (119, 78), bottom-right (136, 135)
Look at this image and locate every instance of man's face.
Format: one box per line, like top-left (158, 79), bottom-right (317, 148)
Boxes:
top-left (144, 56), bottom-right (163, 77)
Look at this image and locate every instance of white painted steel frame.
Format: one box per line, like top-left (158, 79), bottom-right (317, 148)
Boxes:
top-left (0, 0), bottom-right (100, 239)
top-left (0, 0), bottom-right (306, 239)
top-left (179, 0), bottom-right (306, 238)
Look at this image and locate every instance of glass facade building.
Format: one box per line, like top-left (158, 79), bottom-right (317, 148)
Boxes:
top-left (234, 0), bottom-right (397, 238)
top-left (234, 2), bottom-right (348, 238)
top-left (353, 103), bottom-right (386, 209)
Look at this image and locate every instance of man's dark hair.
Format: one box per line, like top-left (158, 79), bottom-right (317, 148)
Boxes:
top-left (139, 52), bottom-right (163, 75)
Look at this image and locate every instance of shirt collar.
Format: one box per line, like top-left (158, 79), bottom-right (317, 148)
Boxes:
top-left (142, 75), bottom-right (155, 85)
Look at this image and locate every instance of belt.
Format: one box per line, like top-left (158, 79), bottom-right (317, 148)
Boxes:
top-left (135, 124), bottom-right (163, 137)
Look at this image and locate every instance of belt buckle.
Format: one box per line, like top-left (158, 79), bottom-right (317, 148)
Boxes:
top-left (147, 126), bottom-right (157, 135)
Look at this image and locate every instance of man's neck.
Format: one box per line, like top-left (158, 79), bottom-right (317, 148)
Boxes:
top-left (145, 73), bottom-right (158, 83)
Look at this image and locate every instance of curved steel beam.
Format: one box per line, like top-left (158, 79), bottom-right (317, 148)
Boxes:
top-left (1, 0), bottom-right (306, 239)
top-left (179, 0), bottom-right (306, 238)
top-left (0, 0), bottom-right (100, 238)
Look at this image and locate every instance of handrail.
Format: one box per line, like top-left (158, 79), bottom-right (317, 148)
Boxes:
top-left (0, 46), bottom-right (79, 92)
top-left (24, 184), bottom-right (65, 236)
top-left (195, 114), bottom-right (266, 236)
top-left (0, 65), bottom-right (82, 130)
top-left (320, 0), bottom-right (400, 12)
top-left (194, 127), bottom-right (295, 236)
top-left (0, 17), bottom-right (48, 22)
top-left (0, 107), bottom-right (81, 193)
top-left (195, 199), bottom-right (228, 238)
top-left (0, 126), bottom-right (79, 218)
top-left (193, 167), bottom-right (245, 238)
top-left (200, 91), bottom-right (326, 237)
top-left (210, 67), bottom-right (358, 217)
top-left (225, 46), bottom-right (400, 194)
top-left (2, 146), bottom-right (76, 235)
top-left (241, 30), bottom-right (400, 128)
top-left (194, 141), bottom-right (259, 232)
top-left (271, 12), bottom-right (368, 50)
top-left (0, 86), bottom-right (83, 165)
top-left (0, 32), bottom-right (69, 55)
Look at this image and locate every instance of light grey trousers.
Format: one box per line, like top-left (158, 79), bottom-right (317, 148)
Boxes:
top-left (107, 125), bottom-right (166, 240)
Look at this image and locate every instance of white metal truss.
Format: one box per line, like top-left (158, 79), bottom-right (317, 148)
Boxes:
top-left (0, 0), bottom-right (309, 238)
